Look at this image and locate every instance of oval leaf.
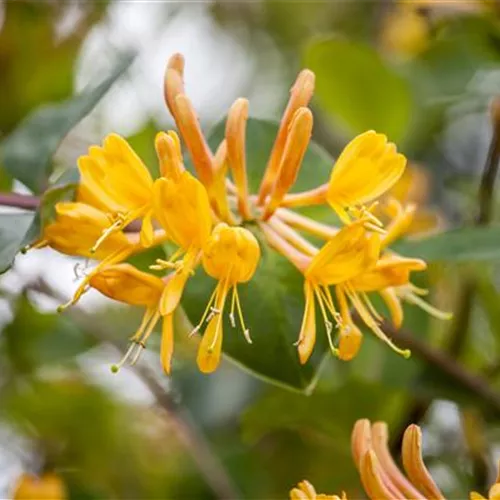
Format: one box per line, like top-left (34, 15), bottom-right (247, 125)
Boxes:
top-left (303, 37), bottom-right (413, 141)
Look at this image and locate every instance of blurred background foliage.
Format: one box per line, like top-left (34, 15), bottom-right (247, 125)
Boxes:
top-left (2, 0), bottom-right (500, 498)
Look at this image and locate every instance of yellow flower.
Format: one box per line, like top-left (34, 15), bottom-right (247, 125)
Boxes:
top-left (295, 418), bottom-right (500, 500)
top-left (326, 131), bottom-right (406, 225)
top-left (13, 472), bottom-right (67, 500)
top-left (195, 223), bottom-right (260, 373)
top-left (297, 222), bottom-right (381, 364)
top-left (381, 4), bottom-right (430, 58)
top-left (290, 480), bottom-right (346, 500)
top-left (152, 167), bottom-right (213, 316)
top-left (30, 202), bottom-right (152, 311)
top-left (89, 263), bottom-right (176, 374)
top-left (77, 133), bottom-right (155, 249)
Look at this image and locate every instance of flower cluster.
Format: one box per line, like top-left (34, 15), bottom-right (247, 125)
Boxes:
top-left (290, 418), bottom-right (500, 500)
top-left (30, 53), bottom-right (450, 374)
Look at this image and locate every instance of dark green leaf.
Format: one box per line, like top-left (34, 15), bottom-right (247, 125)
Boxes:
top-left (0, 53), bottom-right (134, 193)
top-left (181, 118), bottom-right (334, 391)
top-left (303, 37), bottom-right (413, 141)
top-left (394, 226), bottom-right (500, 262)
top-left (0, 212), bottom-right (35, 273)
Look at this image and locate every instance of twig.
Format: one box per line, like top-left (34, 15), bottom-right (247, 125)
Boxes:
top-left (0, 192), bottom-right (39, 210)
top-left (383, 322), bottom-right (500, 415)
top-left (28, 279), bottom-right (240, 500)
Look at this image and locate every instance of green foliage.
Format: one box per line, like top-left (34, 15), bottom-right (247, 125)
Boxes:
top-left (303, 37), bottom-right (413, 142)
top-left (395, 226), bottom-right (500, 262)
top-left (0, 53), bottom-right (134, 193)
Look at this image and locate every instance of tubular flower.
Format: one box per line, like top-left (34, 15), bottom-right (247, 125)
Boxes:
top-left (89, 264), bottom-right (176, 374)
top-left (326, 131), bottom-right (406, 226)
top-left (195, 223), bottom-right (261, 373)
top-left (297, 222), bottom-right (381, 364)
top-left (34, 52), bottom-right (450, 375)
top-left (294, 418), bottom-right (500, 500)
top-left (152, 165), bottom-right (213, 317)
top-left (77, 133), bottom-right (156, 249)
top-left (29, 202), bottom-right (161, 311)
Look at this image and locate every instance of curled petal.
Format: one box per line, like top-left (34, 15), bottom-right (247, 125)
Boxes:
top-left (351, 419), bottom-right (372, 468)
top-left (89, 263), bottom-right (164, 307)
top-left (379, 288), bottom-right (404, 329)
top-left (327, 131), bottom-right (406, 219)
top-left (161, 314), bottom-right (174, 375)
top-left (402, 424), bottom-right (445, 500)
top-left (297, 281), bottom-right (316, 364)
top-left (359, 450), bottom-right (394, 500)
top-left (371, 422), bottom-right (424, 499)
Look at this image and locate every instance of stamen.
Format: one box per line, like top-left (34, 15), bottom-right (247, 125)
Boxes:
top-left (361, 292), bottom-right (383, 322)
top-left (209, 279), bottom-right (230, 351)
top-left (234, 286), bottom-right (252, 344)
top-left (229, 287), bottom-right (237, 328)
top-left (111, 342), bottom-right (137, 373)
top-left (345, 283), bottom-right (411, 359)
top-left (404, 292), bottom-right (453, 320)
top-left (90, 217), bottom-right (125, 254)
top-left (22, 239), bottom-right (49, 254)
top-left (313, 286), bottom-right (338, 355)
top-left (191, 285), bottom-right (219, 335)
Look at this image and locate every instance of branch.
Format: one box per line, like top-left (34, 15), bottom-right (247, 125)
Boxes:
top-left (383, 322), bottom-right (500, 415)
top-left (0, 192), bottom-right (39, 210)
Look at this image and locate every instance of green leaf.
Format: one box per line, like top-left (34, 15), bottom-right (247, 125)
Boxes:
top-left (0, 212), bottom-right (35, 273)
top-left (394, 226), bottom-right (500, 262)
top-left (181, 118), bottom-right (334, 392)
top-left (0, 53), bottom-right (134, 193)
top-left (303, 37), bottom-right (413, 142)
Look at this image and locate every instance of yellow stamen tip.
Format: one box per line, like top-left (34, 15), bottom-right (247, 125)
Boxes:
top-left (110, 365), bottom-right (120, 374)
top-left (402, 349), bottom-right (411, 359)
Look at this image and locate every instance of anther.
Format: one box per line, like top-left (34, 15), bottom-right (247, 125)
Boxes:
top-left (243, 329), bottom-right (253, 344)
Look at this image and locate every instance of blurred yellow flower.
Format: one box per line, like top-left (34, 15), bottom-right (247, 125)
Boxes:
top-left (13, 473), bottom-right (67, 500)
top-left (290, 480), bottom-right (345, 500)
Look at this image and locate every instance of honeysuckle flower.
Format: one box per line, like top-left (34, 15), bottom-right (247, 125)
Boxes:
top-left (195, 223), bottom-right (261, 373)
top-left (297, 222), bottom-right (381, 364)
top-left (293, 418), bottom-right (500, 500)
top-left (152, 165), bottom-right (212, 316)
top-left (290, 480), bottom-right (345, 500)
top-left (77, 133), bottom-right (156, 249)
top-left (88, 263), bottom-right (176, 374)
top-left (31, 52), bottom-right (450, 375)
top-left (280, 130), bottom-right (406, 229)
top-left (29, 202), bottom-right (166, 311)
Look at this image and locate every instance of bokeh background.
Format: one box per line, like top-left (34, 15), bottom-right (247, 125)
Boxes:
top-left (2, 0), bottom-right (500, 498)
